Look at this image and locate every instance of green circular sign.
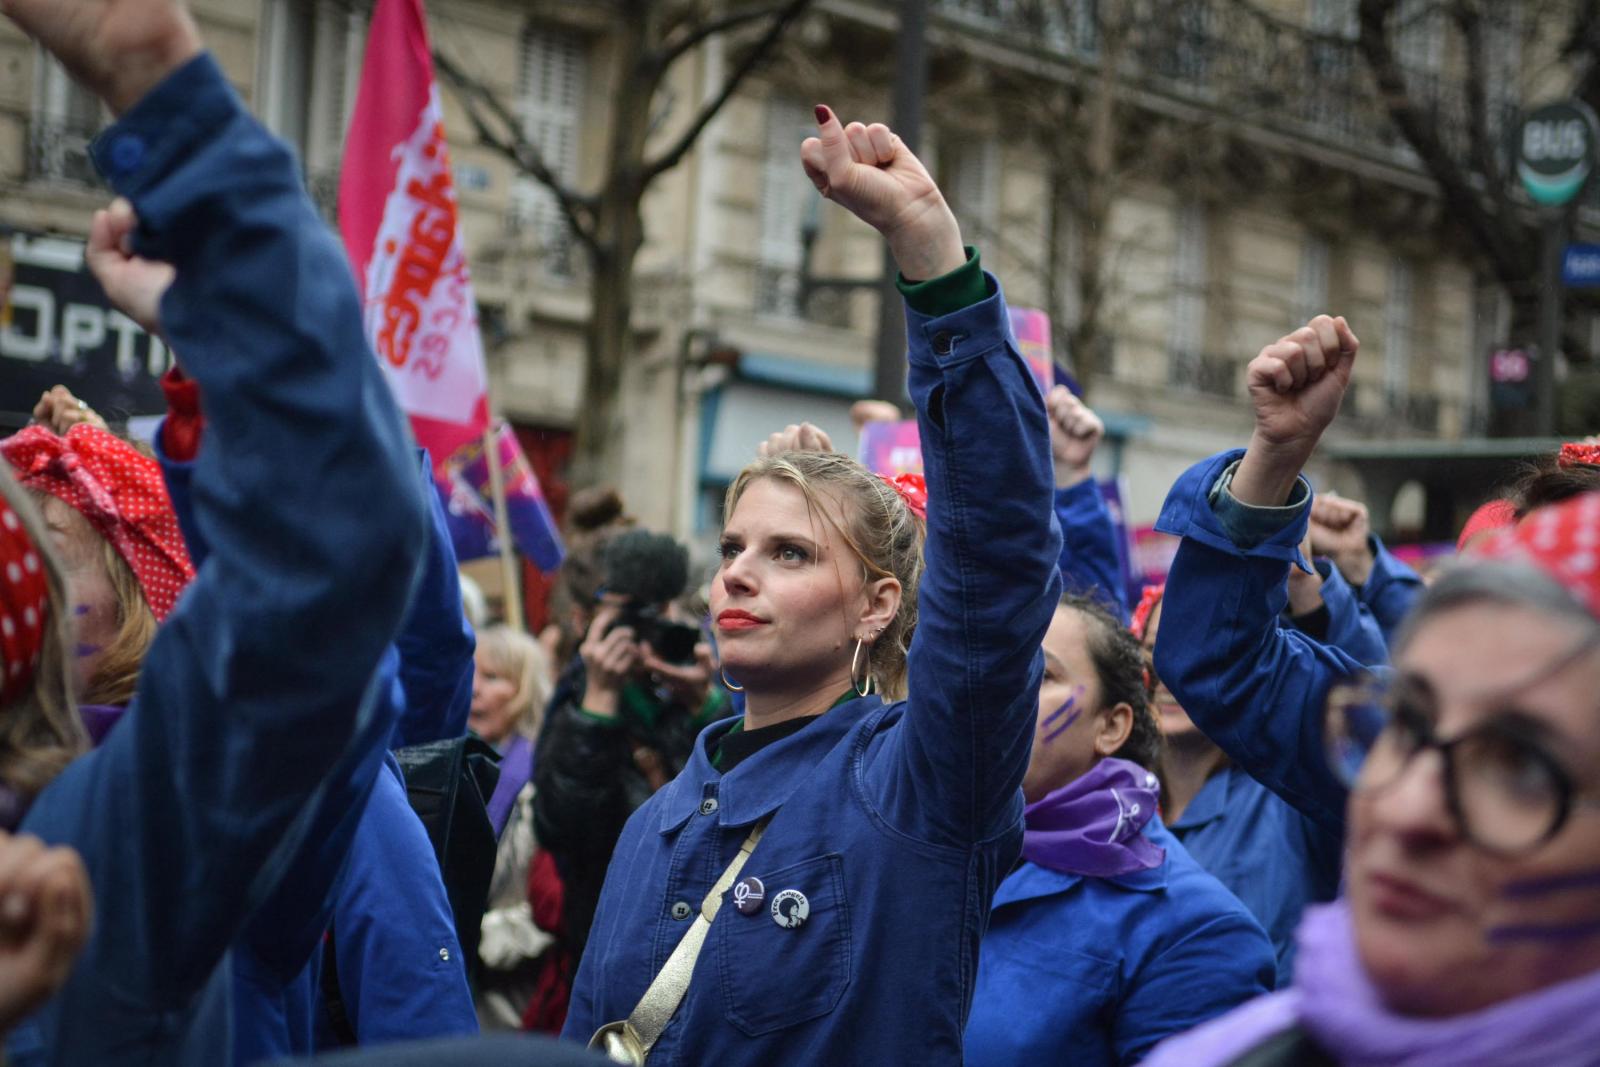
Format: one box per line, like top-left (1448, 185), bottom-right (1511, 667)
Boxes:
top-left (1515, 101), bottom-right (1600, 206)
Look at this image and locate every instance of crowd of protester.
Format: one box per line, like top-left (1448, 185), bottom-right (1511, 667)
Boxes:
top-left (0, 3), bottom-right (1598, 1065)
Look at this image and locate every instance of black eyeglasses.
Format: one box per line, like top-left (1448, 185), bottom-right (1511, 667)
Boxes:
top-left (1325, 667), bottom-right (1600, 856)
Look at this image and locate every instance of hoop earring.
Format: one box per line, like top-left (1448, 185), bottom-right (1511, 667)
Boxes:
top-left (720, 669), bottom-right (744, 693)
top-left (850, 638), bottom-right (875, 698)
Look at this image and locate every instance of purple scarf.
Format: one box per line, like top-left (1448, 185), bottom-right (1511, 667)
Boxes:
top-left (1148, 902), bottom-right (1600, 1066)
top-left (486, 734), bottom-right (533, 837)
top-left (1022, 757), bottom-right (1164, 878)
top-left (1295, 901), bottom-right (1600, 1066)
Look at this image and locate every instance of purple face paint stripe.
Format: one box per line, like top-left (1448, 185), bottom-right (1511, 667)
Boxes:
top-left (1043, 691), bottom-right (1080, 728)
top-left (73, 605), bottom-right (89, 616)
top-left (74, 644), bottom-right (100, 658)
top-left (1486, 918), bottom-right (1600, 943)
top-left (1042, 706), bottom-right (1085, 744)
top-left (1502, 867), bottom-right (1600, 899)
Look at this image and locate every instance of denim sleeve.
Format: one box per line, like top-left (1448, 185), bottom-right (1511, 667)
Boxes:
top-left (1152, 452), bottom-right (1359, 833)
top-left (1207, 460), bottom-right (1311, 555)
top-left (23, 51), bottom-right (427, 1017)
top-left (874, 272), bottom-right (1063, 847)
top-left (1055, 480), bottom-right (1129, 624)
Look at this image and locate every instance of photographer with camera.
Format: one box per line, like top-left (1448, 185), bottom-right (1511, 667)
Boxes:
top-left (530, 529), bottom-right (729, 1030)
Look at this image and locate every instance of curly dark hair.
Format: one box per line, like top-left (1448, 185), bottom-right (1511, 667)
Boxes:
top-left (1060, 592), bottom-right (1163, 772)
top-left (1512, 459), bottom-right (1600, 520)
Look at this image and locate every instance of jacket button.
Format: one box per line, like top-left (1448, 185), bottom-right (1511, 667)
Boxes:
top-left (670, 901), bottom-right (692, 921)
top-left (438, 947), bottom-right (450, 961)
top-left (931, 330), bottom-right (955, 355)
top-left (699, 797), bottom-right (719, 816)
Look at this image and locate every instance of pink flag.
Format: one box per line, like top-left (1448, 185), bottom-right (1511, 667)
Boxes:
top-left (339, 0), bottom-right (489, 470)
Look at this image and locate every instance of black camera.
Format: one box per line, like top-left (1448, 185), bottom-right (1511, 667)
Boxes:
top-left (609, 603), bottom-right (701, 665)
top-left (602, 528), bottom-right (700, 665)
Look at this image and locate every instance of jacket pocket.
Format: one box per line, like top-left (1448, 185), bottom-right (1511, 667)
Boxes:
top-left (713, 852), bottom-right (852, 1036)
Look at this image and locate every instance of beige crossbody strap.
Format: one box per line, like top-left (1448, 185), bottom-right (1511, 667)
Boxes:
top-left (601, 818), bottom-right (770, 1059)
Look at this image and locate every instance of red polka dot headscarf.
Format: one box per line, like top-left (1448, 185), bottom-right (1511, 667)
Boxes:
top-left (1, 425), bottom-right (194, 622)
top-left (0, 496), bottom-right (49, 705)
top-left (1474, 491), bottom-right (1600, 621)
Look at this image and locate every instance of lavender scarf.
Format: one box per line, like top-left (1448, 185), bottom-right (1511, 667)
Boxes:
top-left (485, 734), bottom-right (533, 837)
top-left (1146, 901), bottom-right (1600, 1066)
top-left (1021, 757), bottom-right (1164, 878)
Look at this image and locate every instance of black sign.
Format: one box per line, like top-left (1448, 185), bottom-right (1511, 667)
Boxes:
top-left (1514, 101), bottom-right (1600, 207)
top-left (0, 232), bottom-right (170, 430)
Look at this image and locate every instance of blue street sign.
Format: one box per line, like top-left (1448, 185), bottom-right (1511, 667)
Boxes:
top-left (1563, 243), bottom-right (1600, 287)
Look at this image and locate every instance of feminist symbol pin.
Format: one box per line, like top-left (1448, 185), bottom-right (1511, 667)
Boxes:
top-left (770, 889), bottom-right (809, 930)
top-left (733, 876), bottom-right (765, 916)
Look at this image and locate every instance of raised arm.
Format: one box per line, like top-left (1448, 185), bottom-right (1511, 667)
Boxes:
top-left (1048, 387), bottom-right (1127, 621)
top-left (1153, 317), bottom-right (1364, 833)
top-left (12, 6), bottom-right (427, 1025)
top-left (802, 108), bottom-right (1062, 846)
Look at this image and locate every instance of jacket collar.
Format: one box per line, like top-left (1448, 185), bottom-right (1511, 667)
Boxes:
top-left (992, 849), bottom-right (1169, 909)
top-left (656, 695), bottom-right (886, 833)
top-left (1168, 764), bottom-right (1234, 832)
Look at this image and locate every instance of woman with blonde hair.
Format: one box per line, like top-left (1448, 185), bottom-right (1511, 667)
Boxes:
top-left (472, 625), bottom-right (556, 1030)
top-left (564, 105), bottom-right (1061, 1065)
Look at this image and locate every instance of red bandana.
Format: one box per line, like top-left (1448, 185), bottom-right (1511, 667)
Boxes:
top-left (1130, 583), bottom-right (1165, 642)
top-left (883, 473), bottom-right (927, 521)
top-left (1, 425), bottom-right (194, 621)
top-left (1457, 498), bottom-right (1517, 552)
top-left (0, 498), bottom-right (49, 704)
top-left (1558, 442), bottom-right (1600, 469)
top-left (1474, 492), bottom-right (1600, 620)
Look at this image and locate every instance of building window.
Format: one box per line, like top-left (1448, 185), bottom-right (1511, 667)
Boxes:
top-left (258, 0), bottom-right (366, 217)
top-left (942, 135), bottom-right (999, 245)
top-left (1306, 0), bottom-right (1358, 136)
top-left (508, 24), bottom-right (587, 277)
top-left (1168, 200), bottom-right (1208, 382)
top-left (1295, 234), bottom-right (1330, 328)
top-left (1384, 257), bottom-right (1414, 406)
top-left (29, 51), bottom-right (102, 186)
top-left (755, 97), bottom-right (816, 317)
top-left (1396, 0), bottom-right (1445, 102)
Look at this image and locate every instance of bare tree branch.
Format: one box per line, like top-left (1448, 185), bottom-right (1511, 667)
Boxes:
top-left (1357, 0), bottom-right (1533, 289)
top-left (654, 1), bottom-right (802, 72)
top-left (433, 47), bottom-right (601, 250)
top-left (641, 0), bottom-right (814, 184)
top-left (1453, 0), bottom-right (1512, 224)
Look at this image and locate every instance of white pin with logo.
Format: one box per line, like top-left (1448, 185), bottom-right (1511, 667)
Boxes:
top-left (770, 889), bottom-right (809, 930)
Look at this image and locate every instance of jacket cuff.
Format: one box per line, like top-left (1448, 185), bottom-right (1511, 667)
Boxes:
top-left (896, 246), bottom-right (986, 317)
top-left (1155, 451), bottom-right (1311, 567)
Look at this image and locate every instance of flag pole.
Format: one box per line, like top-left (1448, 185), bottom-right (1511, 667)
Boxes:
top-left (485, 420), bottom-right (524, 632)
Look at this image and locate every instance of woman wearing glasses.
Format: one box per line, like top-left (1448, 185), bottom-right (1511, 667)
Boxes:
top-left (1142, 315), bottom-right (1600, 1064)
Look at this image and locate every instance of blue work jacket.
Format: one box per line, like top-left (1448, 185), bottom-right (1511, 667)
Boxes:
top-left (1056, 479), bottom-right (1129, 622)
top-left (562, 277), bottom-right (1063, 1064)
top-left (1153, 450), bottom-right (1363, 837)
top-left (965, 819), bottom-right (1274, 1067)
top-left (1285, 559), bottom-right (1388, 667)
top-left (1167, 765), bottom-right (1341, 985)
top-left (161, 441), bottom-right (477, 1062)
top-left (6, 54), bottom-right (427, 1066)
top-left (1358, 535), bottom-right (1425, 647)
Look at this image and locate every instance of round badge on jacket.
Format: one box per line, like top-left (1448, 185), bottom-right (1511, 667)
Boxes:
top-left (770, 889), bottom-right (809, 929)
top-left (733, 876), bottom-right (765, 916)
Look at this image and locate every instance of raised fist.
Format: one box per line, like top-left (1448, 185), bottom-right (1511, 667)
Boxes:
top-left (759, 422), bottom-right (834, 458)
top-left (1245, 315), bottom-right (1359, 454)
top-left (1310, 491), bottom-right (1375, 586)
top-left (800, 106), bottom-right (966, 283)
top-left (1, 0), bottom-right (203, 115)
top-left (0, 834), bottom-right (92, 1033)
top-left (86, 198), bottom-right (174, 337)
top-left (1047, 386), bottom-right (1104, 488)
